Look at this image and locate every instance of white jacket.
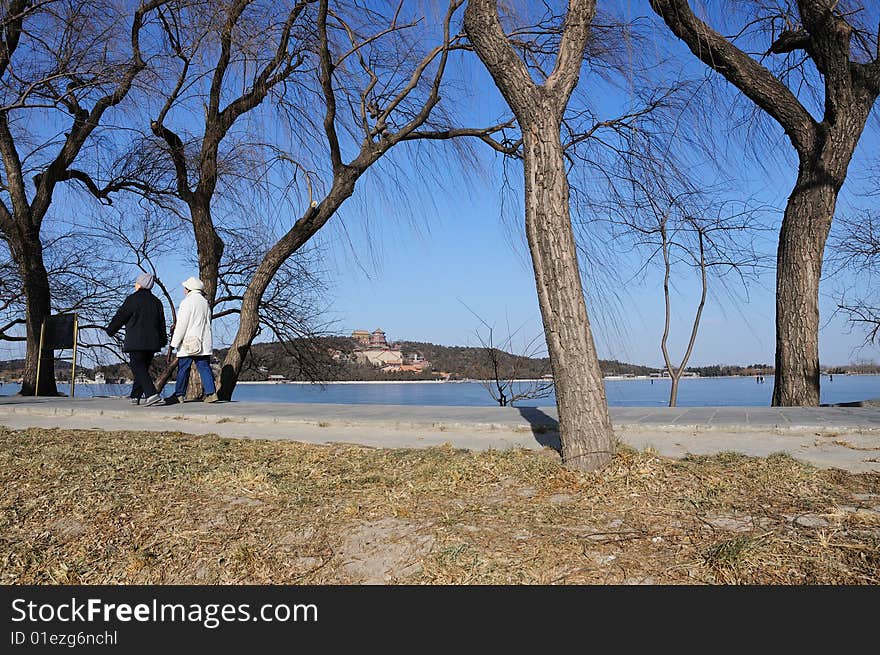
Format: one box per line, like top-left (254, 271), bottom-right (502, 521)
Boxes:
top-left (171, 290), bottom-right (213, 356)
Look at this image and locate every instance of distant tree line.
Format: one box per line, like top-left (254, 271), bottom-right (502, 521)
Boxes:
top-left (683, 364), bottom-right (773, 378)
top-left (7, 347), bottom-right (880, 384)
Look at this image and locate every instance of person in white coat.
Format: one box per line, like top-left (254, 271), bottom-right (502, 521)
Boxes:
top-left (162, 276), bottom-right (218, 404)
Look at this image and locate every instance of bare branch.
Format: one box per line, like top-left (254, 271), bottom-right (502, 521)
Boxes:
top-left (649, 0), bottom-right (817, 154)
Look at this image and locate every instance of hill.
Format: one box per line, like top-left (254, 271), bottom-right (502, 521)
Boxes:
top-left (210, 338), bottom-right (660, 382)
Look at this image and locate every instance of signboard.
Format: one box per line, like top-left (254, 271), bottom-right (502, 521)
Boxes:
top-left (35, 313), bottom-right (79, 397)
top-left (45, 313), bottom-right (76, 350)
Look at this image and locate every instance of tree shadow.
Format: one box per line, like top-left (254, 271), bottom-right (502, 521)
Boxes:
top-left (0, 396), bottom-right (60, 404)
top-left (823, 398), bottom-right (880, 408)
top-left (516, 406), bottom-right (560, 452)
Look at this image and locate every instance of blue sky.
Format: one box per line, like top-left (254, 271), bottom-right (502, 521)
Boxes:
top-left (321, 160), bottom-right (873, 368)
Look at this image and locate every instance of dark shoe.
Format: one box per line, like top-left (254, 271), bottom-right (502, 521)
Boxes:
top-left (143, 394), bottom-right (163, 407)
top-left (204, 393), bottom-right (219, 403)
top-left (162, 396), bottom-right (183, 406)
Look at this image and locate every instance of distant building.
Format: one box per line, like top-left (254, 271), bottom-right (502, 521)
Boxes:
top-left (94, 372), bottom-right (105, 384)
top-left (369, 329), bottom-right (387, 348)
top-left (385, 364), bottom-right (427, 373)
top-left (358, 349), bottom-right (403, 367)
top-left (351, 330), bottom-right (371, 345)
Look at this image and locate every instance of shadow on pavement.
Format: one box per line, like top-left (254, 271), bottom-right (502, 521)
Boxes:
top-left (0, 395), bottom-right (63, 404)
top-left (516, 407), bottom-right (560, 452)
top-left (823, 398), bottom-right (880, 408)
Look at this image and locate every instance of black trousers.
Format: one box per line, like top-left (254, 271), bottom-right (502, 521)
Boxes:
top-left (129, 350), bottom-right (157, 399)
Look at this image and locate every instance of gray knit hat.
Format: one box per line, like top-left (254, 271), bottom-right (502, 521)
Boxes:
top-left (135, 272), bottom-right (155, 290)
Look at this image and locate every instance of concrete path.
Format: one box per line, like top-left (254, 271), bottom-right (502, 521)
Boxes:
top-left (2, 396), bottom-right (880, 473)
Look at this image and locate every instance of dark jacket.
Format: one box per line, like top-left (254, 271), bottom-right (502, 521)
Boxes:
top-left (106, 289), bottom-right (168, 353)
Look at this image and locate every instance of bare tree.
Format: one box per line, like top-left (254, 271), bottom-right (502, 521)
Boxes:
top-left (649, 0), bottom-right (880, 406)
top-left (143, 0), bottom-right (315, 309)
top-left (87, 206), bottom-right (182, 389)
top-left (659, 212), bottom-right (706, 406)
top-left (1, 223), bottom-right (136, 379)
top-left (215, 0), bottom-right (514, 399)
top-left (832, 208), bottom-right (880, 343)
top-left (463, 0), bottom-right (615, 471)
top-left (69, 0), bottom-right (498, 400)
top-left (0, 0), bottom-right (167, 394)
top-left (465, 304), bottom-right (553, 407)
top-left (64, 0), bottom-right (323, 397)
top-left (611, 157), bottom-right (769, 406)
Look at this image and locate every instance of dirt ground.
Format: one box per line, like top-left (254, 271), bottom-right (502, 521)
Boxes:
top-left (1, 426), bottom-right (878, 584)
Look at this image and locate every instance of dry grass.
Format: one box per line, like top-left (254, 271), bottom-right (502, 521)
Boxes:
top-left (1, 427), bottom-right (878, 585)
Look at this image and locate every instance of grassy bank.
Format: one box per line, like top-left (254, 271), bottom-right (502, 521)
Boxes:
top-left (1, 427), bottom-right (878, 584)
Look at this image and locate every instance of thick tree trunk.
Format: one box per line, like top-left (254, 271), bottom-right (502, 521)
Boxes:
top-left (647, 0), bottom-right (880, 407)
top-left (772, 105), bottom-right (868, 406)
top-left (463, 0), bottom-right (612, 471)
top-left (190, 200), bottom-right (224, 307)
top-left (523, 108), bottom-right (614, 471)
top-left (16, 236), bottom-right (57, 396)
top-left (217, 285), bottom-right (260, 401)
top-left (185, 199), bottom-right (223, 399)
top-left (771, 166), bottom-right (837, 406)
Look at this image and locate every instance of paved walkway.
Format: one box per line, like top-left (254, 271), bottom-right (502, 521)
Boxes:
top-left (2, 396), bottom-right (880, 472)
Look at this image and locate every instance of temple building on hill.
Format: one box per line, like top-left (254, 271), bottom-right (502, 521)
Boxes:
top-left (350, 327), bottom-right (431, 373)
top-left (357, 349), bottom-right (403, 367)
top-left (351, 328), bottom-right (389, 348)
top-left (369, 328), bottom-right (387, 347)
top-left (351, 329), bottom-right (371, 344)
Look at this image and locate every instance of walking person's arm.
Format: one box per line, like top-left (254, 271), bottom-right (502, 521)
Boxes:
top-left (106, 297), bottom-right (132, 337)
top-left (170, 299), bottom-right (190, 351)
top-left (156, 298), bottom-right (168, 349)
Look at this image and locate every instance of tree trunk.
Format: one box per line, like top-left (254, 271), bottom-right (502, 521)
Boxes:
top-left (771, 166), bottom-right (837, 406)
top-left (190, 199), bottom-right (224, 307)
top-left (669, 375), bottom-right (680, 407)
top-left (217, 282), bottom-right (262, 401)
top-left (185, 199), bottom-right (222, 400)
top-left (463, 0), bottom-right (612, 471)
top-left (647, 0), bottom-right (880, 408)
top-left (523, 107), bottom-right (614, 471)
top-left (215, 208), bottom-right (316, 400)
top-left (16, 236), bottom-right (57, 396)
top-left (217, 177), bottom-right (357, 400)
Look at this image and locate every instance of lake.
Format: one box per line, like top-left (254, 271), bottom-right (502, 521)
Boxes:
top-left (2, 374), bottom-right (877, 407)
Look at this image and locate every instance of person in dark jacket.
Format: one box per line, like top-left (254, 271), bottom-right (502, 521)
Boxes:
top-left (106, 273), bottom-right (168, 406)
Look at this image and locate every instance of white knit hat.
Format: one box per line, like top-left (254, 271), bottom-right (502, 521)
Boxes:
top-left (182, 276), bottom-right (204, 291)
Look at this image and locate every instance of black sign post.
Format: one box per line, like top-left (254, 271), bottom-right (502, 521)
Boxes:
top-left (35, 313), bottom-right (79, 397)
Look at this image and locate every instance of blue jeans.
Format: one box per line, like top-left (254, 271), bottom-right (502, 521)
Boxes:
top-left (173, 356), bottom-right (216, 397)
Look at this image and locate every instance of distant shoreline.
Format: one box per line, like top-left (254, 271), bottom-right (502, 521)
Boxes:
top-left (236, 376), bottom-right (720, 385)
top-left (238, 379), bottom-right (448, 385)
top-left (237, 379), bottom-right (552, 385)
top-left (235, 373), bottom-right (876, 385)
top-left (4, 372), bottom-right (875, 386)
